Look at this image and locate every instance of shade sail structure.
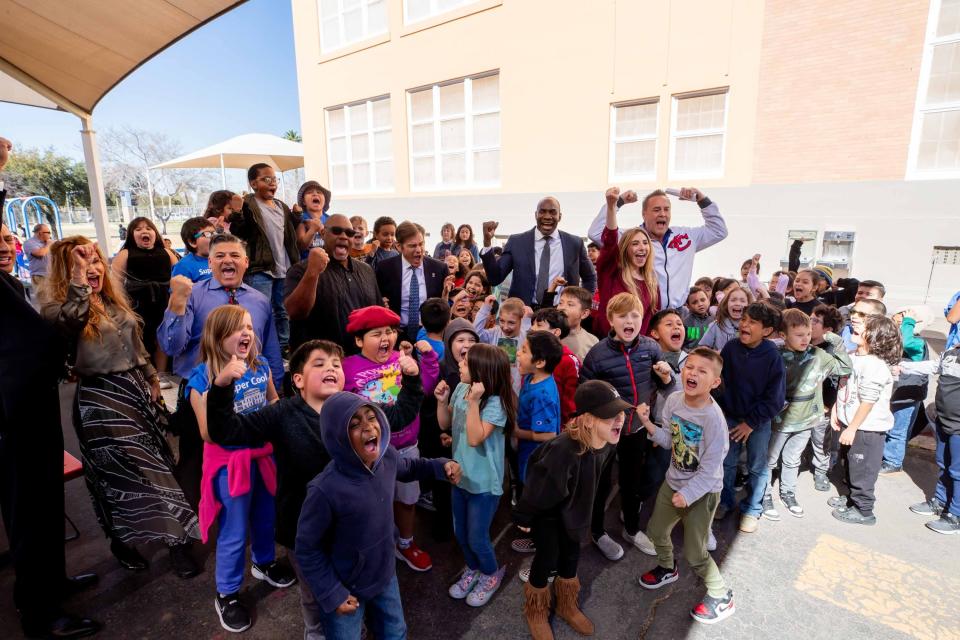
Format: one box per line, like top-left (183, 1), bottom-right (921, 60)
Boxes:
top-left (153, 133), bottom-right (305, 173)
top-left (0, 0), bottom-right (247, 117)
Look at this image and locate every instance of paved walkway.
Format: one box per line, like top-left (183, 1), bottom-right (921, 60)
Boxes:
top-left (1, 384), bottom-right (957, 639)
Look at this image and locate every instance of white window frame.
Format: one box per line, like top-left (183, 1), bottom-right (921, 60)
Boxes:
top-left (318, 0), bottom-right (388, 54)
top-left (406, 72), bottom-right (500, 191)
top-left (668, 89), bottom-right (729, 180)
top-left (608, 99), bottom-right (659, 181)
top-left (906, 0), bottom-right (960, 180)
top-left (403, 0), bottom-right (477, 25)
top-left (325, 95), bottom-right (394, 194)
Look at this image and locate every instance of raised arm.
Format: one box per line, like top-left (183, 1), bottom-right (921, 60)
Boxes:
top-left (687, 190), bottom-right (728, 251)
top-left (206, 379), bottom-right (280, 446)
top-left (157, 275), bottom-right (195, 357)
top-left (284, 250), bottom-right (328, 321)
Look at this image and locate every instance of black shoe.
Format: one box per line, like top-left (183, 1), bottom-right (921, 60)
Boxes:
top-left (251, 560), bottom-right (297, 588)
top-left (909, 498), bottom-right (944, 516)
top-left (215, 593), bottom-right (251, 633)
top-left (813, 472), bottom-right (830, 492)
top-left (169, 542), bottom-right (201, 579)
top-left (639, 563), bottom-right (679, 590)
top-left (110, 539), bottom-right (147, 571)
top-left (926, 512), bottom-right (960, 535)
top-left (23, 613), bottom-right (102, 639)
top-left (62, 573), bottom-right (99, 598)
top-left (879, 462), bottom-right (902, 475)
top-left (831, 505), bottom-right (876, 525)
top-left (734, 472), bottom-right (747, 492)
top-left (827, 495), bottom-right (848, 508)
top-left (761, 494), bottom-right (780, 521)
top-left (691, 589), bottom-right (735, 625)
top-left (780, 492), bottom-right (805, 518)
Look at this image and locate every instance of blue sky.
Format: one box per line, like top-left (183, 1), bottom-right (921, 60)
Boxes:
top-left (0, 0), bottom-right (301, 162)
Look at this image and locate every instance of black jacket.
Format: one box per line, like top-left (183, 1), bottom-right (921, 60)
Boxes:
top-left (230, 194), bottom-right (300, 276)
top-left (375, 254), bottom-right (448, 323)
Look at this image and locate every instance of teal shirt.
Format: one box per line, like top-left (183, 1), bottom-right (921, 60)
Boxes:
top-left (450, 382), bottom-right (507, 496)
top-left (900, 317), bottom-right (925, 362)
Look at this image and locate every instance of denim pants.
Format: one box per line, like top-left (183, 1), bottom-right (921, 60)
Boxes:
top-left (882, 403), bottom-right (919, 468)
top-left (721, 419), bottom-right (772, 517)
top-left (319, 574), bottom-right (407, 640)
top-left (764, 430), bottom-right (812, 497)
top-left (934, 422), bottom-right (960, 517)
top-left (213, 465), bottom-right (276, 594)
top-left (451, 486), bottom-right (500, 576)
top-left (245, 272), bottom-right (290, 348)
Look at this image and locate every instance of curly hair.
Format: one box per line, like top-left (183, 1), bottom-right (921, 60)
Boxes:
top-left (861, 315), bottom-right (903, 366)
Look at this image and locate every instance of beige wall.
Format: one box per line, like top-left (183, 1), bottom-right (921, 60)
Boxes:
top-left (752, 0), bottom-right (928, 184)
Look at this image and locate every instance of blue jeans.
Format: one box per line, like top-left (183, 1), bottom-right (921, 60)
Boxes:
top-left (882, 403), bottom-right (918, 468)
top-left (934, 423), bottom-right (960, 517)
top-left (319, 574), bottom-right (406, 640)
top-left (451, 486), bottom-right (500, 575)
top-left (213, 465), bottom-right (276, 594)
top-left (721, 419), bottom-right (772, 517)
top-left (245, 272), bottom-right (289, 348)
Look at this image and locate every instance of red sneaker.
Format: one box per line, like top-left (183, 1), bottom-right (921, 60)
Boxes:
top-left (395, 542), bottom-right (432, 572)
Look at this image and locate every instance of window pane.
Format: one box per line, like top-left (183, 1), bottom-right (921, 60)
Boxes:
top-left (410, 89), bottom-right (433, 121)
top-left (615, 140), bottom-right (656, 176)
top-left (348, 103), bottom-right (369, 131)
top-left (440, 0), bottom-right (468, 10)
top-left (351, 134), bottom-right (370, 162)
top-left (927, 42), bottom-right (960, 104)
top-left (441, 152), bottom-right (466, 184)
top-left (615, 103), bottom-right (657, 138)
top-left (343, 8), bottom-right (363, 43)
top-left (328, 136), bottom-right (347, 163)
top-left (327, 108), bottom-right (345, 136)
top-left (674, 134), bottom-right (723, 173)
top-left (331, 164), bottom-right (349, 191)
top-left (412, 123), bottom-right (435, 154)
top-left (937, 0), bottom-right (960, 37)
top-left (320, 0), bottom-right (340, 15)
top-left (375, 160), bottom-right (393, 190)
top-left (367, 0), bottom-right (388, 34)
top-left (372, 98), bottom-right (391, 128)
top-left (406, 0), bottom-right (430, 21)
top-left (917, 110), bottom-right (960, 170)
top-left (413, 156), bottom-right (435, 187)
top-left (352, 162), bottom-right (371, 189)
top-left (321, 18), bottom-right (341, 50)
top-left (439, 82), bottom-right (465, 117)
top-left (472, 74), bottom-right (499, 111)
top-left (473, 112), bottom-right (500, 147)
top-left (440, 118), bottom-right (465, 151)
top-left (373, 130), bottom-right (392, 158)
top-left (473, 150), bottom-right (499, 183)
top-left (343, 0), bottom-right (361, 9)
top-left (676, 93), bottom-right (725, 132)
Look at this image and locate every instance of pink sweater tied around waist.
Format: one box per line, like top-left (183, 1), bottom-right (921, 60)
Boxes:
top-left (199, 442), bottom-right (277, 543)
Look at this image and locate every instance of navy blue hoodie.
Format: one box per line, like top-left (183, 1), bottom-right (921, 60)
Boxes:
top-left (295, 392), bottom-right (451, 613)
top-left (717, 338), bottom-right (786, 430)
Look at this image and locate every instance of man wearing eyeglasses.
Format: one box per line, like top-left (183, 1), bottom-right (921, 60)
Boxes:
top-left (285, 213), bottom-right (381, 353)
top-left (229, 163), bottom-right (301, 352)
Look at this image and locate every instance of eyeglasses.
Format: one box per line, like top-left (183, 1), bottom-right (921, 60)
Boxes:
top-left (850, 310), bottom-right (866, 319)
top-left (193, 230), bottom-right (215, 239)
top-left (328, 226), bottom-right (357, 238)
top-left (258, 176), bottom-right (280, 185)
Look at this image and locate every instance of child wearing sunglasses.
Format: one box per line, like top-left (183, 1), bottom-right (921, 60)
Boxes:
top-left (172, 217), bottom-right (216, 283)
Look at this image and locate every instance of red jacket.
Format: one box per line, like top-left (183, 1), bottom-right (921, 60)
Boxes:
top-left (553, 345), bottom-right (582, 428)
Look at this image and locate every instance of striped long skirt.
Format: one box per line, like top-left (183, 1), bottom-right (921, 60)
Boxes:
top-left (74, 368), bottom-right (199, 544)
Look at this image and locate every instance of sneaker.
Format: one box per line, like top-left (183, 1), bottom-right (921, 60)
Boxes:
top-left (159, 378), bottom-right (174, 390)
top-left (251, 560), bottom-right (297, 588)
top-left (215, 593), bottom-right (251, 633)
top-left (691, 589), bottom-right (735, 625)
top-left (734, 472), bottom-right (748, 492)
top-left (416, 491), bottom-right (436, 512)
top-left (448, 568), bottom-right (480, 599)
top-left (518, 567), bottom-right (555, 583)
top-left (707, 528), bottom-right (717, 552)
top-left (780, 492), bottom-right (804, 518)
top-left (879, 462), bottom-right (902, 475)
top-left (909, 498), bottom-right (944, 516)
top-left (739, 514), bottom-right (759, 533)
top-left (465, 566), bottom-right (505, 607)
top-left (925, 512), bottom-right (960, 535)
top-left (813, 472), bottom-right (830, 492)
top-left (831, 505), bottom-right (877, 526)
top-left (593, 533), bottom-right (624, 561)
top-left (169, 542), bottom-right (201, 579)
top-left (827, 495), bottom-right (848, 508)
top-left (639, 563), bottom-right (679, 590)
top-left (761, 495), bottom-right (780, 521)
top-left (396, 542), bottom-right (433, 572)
top-left (622, 529), bottom-right (656, 556)
top-left (510, 537), bottom-right (536, 553)
top-left (713, 505), bottom-right (730, 521)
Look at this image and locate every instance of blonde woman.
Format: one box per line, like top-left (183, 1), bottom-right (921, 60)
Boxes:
top-left (595, 187), bottom-right (661, 337)
top-left (39, 236), bottom-right (199, 577)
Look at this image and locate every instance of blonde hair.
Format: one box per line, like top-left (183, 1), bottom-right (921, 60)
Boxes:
top-left (605, 292), bottom-right (643, 321)
top-left (499, 297), bottom-right (525, 318)
top-left (40, 236), bottom-right (139, 341)
top-left (617, 227), bottom-right (659, 310)
top-left (199, 305), bottom-right (262, 384)
top-left (566, 414), bottom-right (602, 454)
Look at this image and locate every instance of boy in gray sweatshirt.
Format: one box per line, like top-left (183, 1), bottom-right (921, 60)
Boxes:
top-left (635, 347), bottom-right (734, 625)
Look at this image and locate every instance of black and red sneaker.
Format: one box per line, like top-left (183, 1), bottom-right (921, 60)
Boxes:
top-left (691, 589), bottom-right (735, 624)
top-left (638, 563), bottom-right (679, 590)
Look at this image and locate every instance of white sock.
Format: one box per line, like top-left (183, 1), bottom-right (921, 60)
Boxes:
top-left (398, 536), bottom-right (413, 549)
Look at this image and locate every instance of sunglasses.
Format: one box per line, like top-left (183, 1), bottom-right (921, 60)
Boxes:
top-left (193, 230), bottom-right (215, 239)
top-left (328, 226), bottom-right (357, 238)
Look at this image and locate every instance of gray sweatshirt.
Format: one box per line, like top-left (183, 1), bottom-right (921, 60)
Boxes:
top-left (648, 391), bottom-right (729, 506)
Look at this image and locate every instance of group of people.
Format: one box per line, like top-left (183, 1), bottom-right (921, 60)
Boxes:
top-left (1, 134), bottom-right (958, 640)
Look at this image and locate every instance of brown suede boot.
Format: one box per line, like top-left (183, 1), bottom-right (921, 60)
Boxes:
top-left (523, 582), bottom-right (554, 640)
top-left (553, 576), bottom-right (594, 636)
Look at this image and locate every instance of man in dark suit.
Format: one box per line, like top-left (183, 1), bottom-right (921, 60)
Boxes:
top-left (375, 221), bottom-right (448, 343)
top-left (481, 196), bottom-right (597, 307)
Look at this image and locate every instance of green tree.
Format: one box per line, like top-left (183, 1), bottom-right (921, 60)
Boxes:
top-left (3, 147), bottom-right (90, 207)
top-left (282, 129), bottom-right (302, 142)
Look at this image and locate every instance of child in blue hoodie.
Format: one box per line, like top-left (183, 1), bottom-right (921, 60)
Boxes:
top-left (715, 302), bottom-right (787, 534)
top-left (295, 393), bottom-right (462, 640)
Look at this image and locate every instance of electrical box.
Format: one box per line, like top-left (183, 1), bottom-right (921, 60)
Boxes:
top-left (933, 246), bottom-right (960, 265)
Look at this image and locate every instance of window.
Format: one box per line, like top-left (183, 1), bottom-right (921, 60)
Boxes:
top-left (609, 101), bottom-right (658, 180)
top-left (909, 0), bottom-right (960, 177)
top-left (326, 97), bottom-right (393, 193)
top-left (405, 0), bottom-right (476, 24)
top-left (408, 73), bottom-right (500, 190)
top-left (669, 90), bottom-right (728, 178)
top-left (318, 0), bottom-right (387, 53)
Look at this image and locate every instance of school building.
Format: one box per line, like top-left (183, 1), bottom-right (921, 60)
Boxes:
top-left (290, 0), bottom-right (960, 310)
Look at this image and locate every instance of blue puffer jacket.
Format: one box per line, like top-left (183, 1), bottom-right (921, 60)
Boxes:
top-left (295, 392), bottom-right (450, 613)
top-left (580, 334), bottom-right (671, 434)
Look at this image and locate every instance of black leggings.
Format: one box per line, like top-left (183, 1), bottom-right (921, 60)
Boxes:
top-left (591, 430), bottom-right (669, 538)
top-left (529, 517), bottom-right (580, 588)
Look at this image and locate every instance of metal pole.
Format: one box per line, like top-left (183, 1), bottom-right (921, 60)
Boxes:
top-left (79, 115), bottom-right (111, 253)
top-left (220, 154), bottom-right (227, 188)
top-left (923, 250), bottom-right (936, 305)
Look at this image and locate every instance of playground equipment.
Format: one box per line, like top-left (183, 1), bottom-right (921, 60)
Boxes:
top-left (4, 196), bottom-right (64, 239)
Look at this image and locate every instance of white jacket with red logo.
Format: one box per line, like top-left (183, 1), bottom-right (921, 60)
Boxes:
top-left (587, 197), bottom-right (728, 309)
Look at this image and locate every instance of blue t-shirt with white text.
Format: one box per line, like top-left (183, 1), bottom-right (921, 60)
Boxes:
top-left (517, 374), bottom-right (560, 484)
top-left (171, 252), bottom-right (212, 283)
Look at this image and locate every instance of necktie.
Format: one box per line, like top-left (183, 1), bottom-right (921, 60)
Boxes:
top-left (536, 235), bottom-right (552, 304)
top-left (408, 267), bottom-right (420, 328)
top-left (226, 288), bottom-right (239, 305)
